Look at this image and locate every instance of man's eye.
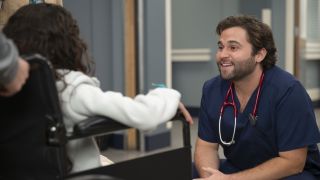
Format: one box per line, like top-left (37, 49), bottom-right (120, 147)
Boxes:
top-left (230, 46), bottom-right (238, 51)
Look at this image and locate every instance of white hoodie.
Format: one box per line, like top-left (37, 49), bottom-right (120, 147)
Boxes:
top-left (56, 70), bottom-right (181, 172)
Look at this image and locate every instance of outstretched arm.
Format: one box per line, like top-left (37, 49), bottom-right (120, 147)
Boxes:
top-left (69, 86), bottom-right (182, 130)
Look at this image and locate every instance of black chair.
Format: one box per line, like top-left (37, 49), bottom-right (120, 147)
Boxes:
top-left (0, 54), bottom-right (68, 180)
top-left (0, 55), bottom-right (192, 180)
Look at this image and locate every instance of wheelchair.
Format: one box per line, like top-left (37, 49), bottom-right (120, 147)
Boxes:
top-left (0, 54), bottom-right (192, 180)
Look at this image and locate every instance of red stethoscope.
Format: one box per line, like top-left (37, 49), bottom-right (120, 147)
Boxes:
top-left (218, 72), bottom-right (264, 146)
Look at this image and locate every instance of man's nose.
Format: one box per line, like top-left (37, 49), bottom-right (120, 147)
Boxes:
top-left (217, 49), bottom-right (230, 59)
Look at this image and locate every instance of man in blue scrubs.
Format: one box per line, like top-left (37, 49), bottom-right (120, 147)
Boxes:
top-left (194, 15), bottom-right (320, 179)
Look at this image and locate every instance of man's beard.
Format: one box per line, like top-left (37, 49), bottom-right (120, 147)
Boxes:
top-left (218, 56), bottom-right (256, 81)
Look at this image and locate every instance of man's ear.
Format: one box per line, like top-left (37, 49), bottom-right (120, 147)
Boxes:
top-left (255, 48), bottom-right (267, 63)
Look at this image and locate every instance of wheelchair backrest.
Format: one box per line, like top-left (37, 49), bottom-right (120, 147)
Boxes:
top-left (0, 55), bottom-right (69, 180)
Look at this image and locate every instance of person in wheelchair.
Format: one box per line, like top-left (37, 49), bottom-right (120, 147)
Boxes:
top-left (3, 3), bottom-right (193, 173)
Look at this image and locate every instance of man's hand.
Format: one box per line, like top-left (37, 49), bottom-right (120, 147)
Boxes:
top-left (0, 58), bottom-right (29, 96)
top-left (194, 167), bottom-right (231, 180)
top-left (178, 102), bottom-right (193, 124)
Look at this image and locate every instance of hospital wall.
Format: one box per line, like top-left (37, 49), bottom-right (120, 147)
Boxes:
top-left (172, 0), bottom-right (287, 108)
top-left (63, 0), bottom-right (319, 110)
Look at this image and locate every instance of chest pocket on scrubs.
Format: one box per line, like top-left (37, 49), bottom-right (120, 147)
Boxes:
top-left (224, 112), bottom-right (278, 170)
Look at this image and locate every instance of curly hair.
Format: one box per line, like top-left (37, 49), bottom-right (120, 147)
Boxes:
top-left (216, 15), bottom-right (277, 70)
top-left (3, 3), bottom-right (93, 79)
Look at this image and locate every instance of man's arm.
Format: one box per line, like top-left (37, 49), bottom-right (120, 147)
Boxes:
top-left (227, 147), bottom-right (307, 180)
top-left (0, 33), bottom-right (29, 96)
top-left (0, 57), bottom-right (29, 96)
top-left (200, 147), bottom-right (307, 180)
top-left (194, 137), bottom-right (220, 177)
top-left (0, 32), bottom-right (19, 85)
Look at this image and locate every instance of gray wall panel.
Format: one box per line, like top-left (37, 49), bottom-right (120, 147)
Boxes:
top-left (143, 0), bottom-right (167, 92)
top-left (63, 0), bottom-right (93, 51)
top-left (91, 0), bottom-right (113, 91)
top-left (270, 0), bottom-right (285, 69)
top-left (111, 0), bottom-right (125, 92)
top-left (239, 0), bottom-right (271, 19)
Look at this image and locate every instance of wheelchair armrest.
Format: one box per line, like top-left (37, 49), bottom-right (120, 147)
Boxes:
top-left (67, 116), bottom-right (129, 140)
top-left (68, 111), bottom-right (190, 148)
top-left (66, 174), bottom-right (123, 180)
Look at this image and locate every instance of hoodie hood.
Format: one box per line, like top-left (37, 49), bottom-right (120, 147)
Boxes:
top-left (56, 69), bottom-right (100, 91)
top-left (56, 69), bottom-right (100, 131)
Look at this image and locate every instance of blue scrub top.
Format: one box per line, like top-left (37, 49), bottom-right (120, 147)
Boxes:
top-left (198, 66), bottom-right (320, 176)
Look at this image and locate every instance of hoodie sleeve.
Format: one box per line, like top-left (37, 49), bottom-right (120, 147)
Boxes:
top-left (69, 85), bottom-right (181, 130)
top-left (0, 33), bottom-right (19, 87)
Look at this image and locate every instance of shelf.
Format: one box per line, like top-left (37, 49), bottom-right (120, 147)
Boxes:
top-left (307, 88), bottom-right (320, 101)
top-left (304, 42), bottom-right (320, 60)
top-left (172, 48), bottom-right (211, 62)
